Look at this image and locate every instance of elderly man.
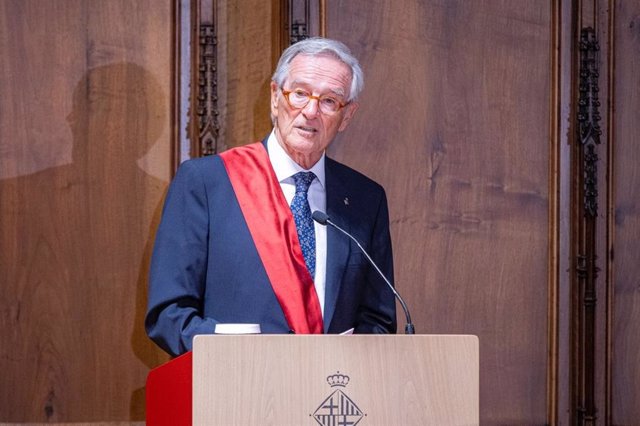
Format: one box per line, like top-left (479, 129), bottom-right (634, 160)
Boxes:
top-left (146, 37), bottom-right (396, 357)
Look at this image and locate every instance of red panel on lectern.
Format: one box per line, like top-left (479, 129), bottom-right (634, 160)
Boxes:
top-left (146, 351), bottom-right (192, 426)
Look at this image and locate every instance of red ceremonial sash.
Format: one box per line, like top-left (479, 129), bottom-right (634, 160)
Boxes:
top-left (220, 142), bottom-right (323, 334)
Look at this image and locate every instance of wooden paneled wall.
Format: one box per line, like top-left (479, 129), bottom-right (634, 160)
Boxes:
top-left (327, 1), bottom-right (551, 424)
top-left (610, 1), bottom-right (640, 424)
top-left (219, 0), bottom-right (280, 147)
top-left (187, 0), bottom-right (281, 157)
top-left (1, 0), bottom-right (639, 424)
top-left (0, 0), bottom-right (173, 421)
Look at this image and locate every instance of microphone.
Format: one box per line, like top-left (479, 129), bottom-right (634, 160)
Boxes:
top-left (312, 210), bottom-right (415, 334)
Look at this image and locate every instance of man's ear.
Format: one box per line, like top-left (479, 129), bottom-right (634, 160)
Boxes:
top-left (338, 102), bottom-right (359, 132)
top-left (270, 81), bottom-right (280, 118)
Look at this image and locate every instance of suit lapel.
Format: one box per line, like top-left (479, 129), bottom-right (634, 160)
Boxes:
top-left (323, 159), bottom-right (352, 332)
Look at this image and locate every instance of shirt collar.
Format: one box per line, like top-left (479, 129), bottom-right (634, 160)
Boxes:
top-left (267, 129), bottom-right (326, 188)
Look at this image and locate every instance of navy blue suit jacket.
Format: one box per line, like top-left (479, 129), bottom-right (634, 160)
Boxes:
top-left (145, 141), bottom-right (396, 356)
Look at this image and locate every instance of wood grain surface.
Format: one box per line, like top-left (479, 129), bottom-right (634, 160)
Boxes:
top-left (610, 1), bottom-right (640, 423)
top-left (0, 0), bottom-right (172, 421)
top-left (193, 334), bottom-right (479, 425)
top-left (326, 1), bottom-right (550, 423)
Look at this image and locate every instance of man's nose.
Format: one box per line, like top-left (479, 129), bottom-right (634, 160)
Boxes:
top-left (302, 98), bottom-right (320, 117)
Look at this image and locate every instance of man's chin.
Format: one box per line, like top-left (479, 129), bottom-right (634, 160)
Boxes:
top-left (289, 136), bottom-right (318, 152)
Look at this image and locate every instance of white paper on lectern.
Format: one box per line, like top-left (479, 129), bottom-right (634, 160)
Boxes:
top-left (214, 323), bottom-right (261, 334)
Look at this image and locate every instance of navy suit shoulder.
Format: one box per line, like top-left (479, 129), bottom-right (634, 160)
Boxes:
top-left (146, 153), bottom-right (289, 357)
top-left (174, 154), bottom-right (227, 189)
top-left (326, 157), bottom-right (385, 192)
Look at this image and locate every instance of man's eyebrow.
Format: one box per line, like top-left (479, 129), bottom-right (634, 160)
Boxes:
top-left (329, 88), bottom-right (346, 98)
top-left (288, 80), bottom-right (346, 97)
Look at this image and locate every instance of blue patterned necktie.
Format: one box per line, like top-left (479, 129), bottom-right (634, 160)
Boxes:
top-left (291, 171), bottom-right (316, 278)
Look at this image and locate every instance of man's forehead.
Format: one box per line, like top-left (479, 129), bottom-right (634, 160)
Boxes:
top-left (288, 53), bottom-right (350, 73)
top-left (286, 54), bottom-right (352, 94)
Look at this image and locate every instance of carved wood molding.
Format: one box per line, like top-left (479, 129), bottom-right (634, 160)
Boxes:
top-left (289, 0), bottom-right (310, 43)
top-left (577, 27), bottom-right (602, 218)
top-left (573, 26), bottom-right (601, 426)
top-left (284, 0), bottom-right (325, 45)
top-left (196, 22), bottom-right (223, 155)
top-left (185, 0), bottom-right (225, 157)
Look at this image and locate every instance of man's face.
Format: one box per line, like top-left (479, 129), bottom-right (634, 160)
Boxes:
top-left (270, 53), bottom-right (359, 169)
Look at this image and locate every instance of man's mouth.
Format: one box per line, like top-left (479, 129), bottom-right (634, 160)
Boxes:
top-left (296, 125), bottom-right (317, 134)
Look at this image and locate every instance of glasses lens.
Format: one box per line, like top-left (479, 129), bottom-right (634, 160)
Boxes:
top-left (283, 88), bottom-right (343, 114)
top-left (289, 90), bottom-right (309, 108)
top-left (319, 97), bottom-right (340, 113)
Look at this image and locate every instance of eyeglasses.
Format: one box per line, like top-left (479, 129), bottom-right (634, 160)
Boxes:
top-left (281, 88), bottom-right (349, 114)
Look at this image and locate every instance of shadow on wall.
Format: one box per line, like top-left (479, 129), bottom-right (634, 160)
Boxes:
top-left (0, 62), bottom-right (170, 421)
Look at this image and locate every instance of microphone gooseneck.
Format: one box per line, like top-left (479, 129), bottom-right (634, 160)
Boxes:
top-left (312, 210), bottom-right (415, 334)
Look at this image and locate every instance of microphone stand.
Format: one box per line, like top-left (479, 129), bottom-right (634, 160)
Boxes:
top-left (312, 211), bottom-right (415, 334)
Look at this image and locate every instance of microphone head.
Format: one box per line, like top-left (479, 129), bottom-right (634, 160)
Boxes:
top-left (312, 210), bottom-right (329, 225)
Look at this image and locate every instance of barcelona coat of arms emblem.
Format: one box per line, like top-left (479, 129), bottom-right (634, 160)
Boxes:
top-left (312, 372), bottom-right (364, 425)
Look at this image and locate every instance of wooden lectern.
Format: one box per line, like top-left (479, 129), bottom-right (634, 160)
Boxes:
top-left (147, 334), bottom-right (478, 425)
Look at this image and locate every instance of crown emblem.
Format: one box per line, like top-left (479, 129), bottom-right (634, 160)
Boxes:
top-left (314, 371), bottom-right (363, 425)
top-left (326, 371), bottom-right (350, 387)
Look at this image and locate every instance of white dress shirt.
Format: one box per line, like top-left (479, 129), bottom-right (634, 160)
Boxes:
top-left (267, 131), bottom-right (327, 317)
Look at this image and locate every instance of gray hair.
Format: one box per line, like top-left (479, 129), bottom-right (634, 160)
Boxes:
top-left (271, 37), bottom-right (364, 102)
